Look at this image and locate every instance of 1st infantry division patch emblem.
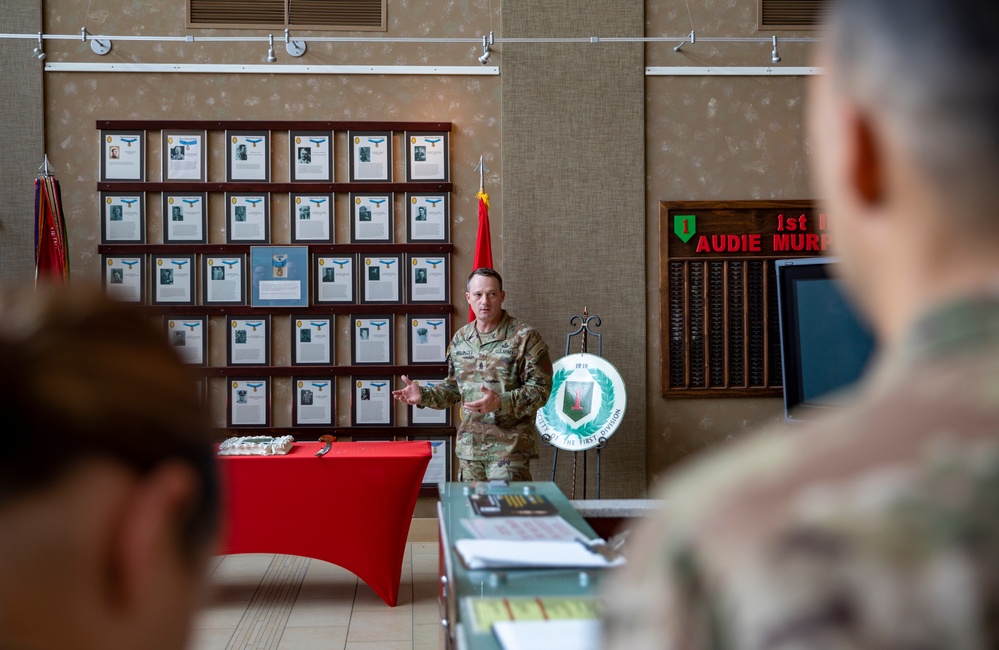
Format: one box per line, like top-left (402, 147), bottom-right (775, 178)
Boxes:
top-left (536, 353), bottom-right (627, 451)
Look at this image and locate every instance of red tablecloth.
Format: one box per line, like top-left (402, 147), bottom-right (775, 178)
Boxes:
top-left (219, 441), bottom-right (431, 606)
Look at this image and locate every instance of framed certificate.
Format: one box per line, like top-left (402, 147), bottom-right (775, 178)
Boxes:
top-left (407, 379), bottom-right (452, 426)
top-left (293, 377), bottom-right (334, 427)
top-left (152, 254), bottom-right (195, 306)
top-left (314, 254), bottom-right (355, 304)
top-left (250, 245), bottom-right (309, 308)
top-left (103, 255), bottom-right (145, 304)
top-left (163, 193), bottom-right (207, 244)
top-left (228, 377), bottom-right (270, 427)
top-left (405, 132), bottom-right (449, 182)
top-left (351, 376), bottom-right (394, 426)
top-left (408, 254), bottom-right (449, 303)
top-left (290, 131), bottom-right (333, 182)
top-left (405, 193), bottom-right (449, 243)
top-left (101, 130), bottom-right (144, 181)
top-left (162, 130), bottom-right (206, 182)
top-left (100, 192), bottom-right (145, 243)
top-left (351, 315), bottom-right (393, 365)
top-left (348, 130), bottom-right (392, 182)
top-left (408, 315), bottom-right (449, 364)
top-left (226, 193), bottom-right (270, 243)
top-left (360, 254), bottom-right (403, 304)
top-left (292, 315), bottom-right (333, 366)
top-left (226, 130), bottom-right (270, 182)
top-left (165, 315), bottom-right (207, 366)
top-left (349, 193), bottom-right (393, 243)
top-left (227, 315), bottom-right (271, 366)
top-left (290, 193), bottom-right (334, 243)
top-left (203, 254), bottom-right (246, 305)
top-left (409, 436), bottom-right (452, 485)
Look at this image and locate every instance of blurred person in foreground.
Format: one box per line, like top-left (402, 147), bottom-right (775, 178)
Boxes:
top-left (604, 0), bottom-right (999, 647)
top-left (0, 288), bottom-right (219, 650)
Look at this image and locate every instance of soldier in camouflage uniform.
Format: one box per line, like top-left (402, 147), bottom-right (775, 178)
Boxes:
top-left (393, 268), bottom-right (553, 481)
top-left (604, 0), bottom-right (999, 647)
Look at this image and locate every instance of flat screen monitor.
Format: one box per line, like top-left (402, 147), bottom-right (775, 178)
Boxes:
top-left (775, 257), bottom-right (877, 422)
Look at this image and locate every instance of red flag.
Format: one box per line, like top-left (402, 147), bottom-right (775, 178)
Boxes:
top-left (34, 175), bottom-right (69, 286)
top-left (470, 190), bottom-right (493, 322)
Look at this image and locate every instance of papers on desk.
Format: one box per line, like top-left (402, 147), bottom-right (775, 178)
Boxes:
top-left (465, 596), bottom-right (600, 635)
top-left (454, 538), bottom-right (625, 570)
top-left (461, 515), bottom-right (590, 542)
top-left (493, 620), bottom-right (602, 650)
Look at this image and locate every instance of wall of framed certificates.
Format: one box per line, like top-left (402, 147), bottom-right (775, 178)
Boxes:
top-left (97, 120), bottom-right (457, 455)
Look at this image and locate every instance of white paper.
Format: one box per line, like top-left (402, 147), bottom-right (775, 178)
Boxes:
top-left (410, 256), bottom-right (447, 302)
top-left (154, 257), bottom-right (193, 303)
top-left (493, 620), bottom-right (601, 650)
top-left (352, 135), bottom-right (390, 180)
top-left (165, 133), bottom-right (203, 180)
top-left (409, 194), bottom-right (447, 240)
top-left (296, 379), bottom-right (333, 425)
top-left (354, 317), bottom-right (392, 364)
top-left (105, 257), bottom-right (143, 303)
top-left (292, 133), bottom-right (331, 181)
top-left (229, 195), bottom-right (268, 241)
top-left (104, 133), bottom-right (143, 181)
top-left (363, 257), bottom-right (400, 302)
top-left (461, 516), bottom-right (590, 543)
top-left (164, 195), bottom-right (204, 242)
top-left (409, 134), bottom-right (447, 180)
top-left (453, 540), bottom-right (625, 570)
top-left (295, 318), bottom-right (332, 364)
top-left (411, 317), bottom-right (447, 363)
top-left (205, 257), bottom-right (244, 303)
top-left (353, 195), bottom-right (391, 241)
top-left (230, 379), bottom-right (268, 426)
top-left (355, 379), bottom-right (391, 424)
top-left (230, 318), bottom-right (268, 365)
top-left (317, 257), bottom-right (354, 302)
top-left (293, 195), bottom-right (332, 241)
top-left (103, 195), bottom-right (142, 241)
top-left (229, 133), bottom-right (268, 181)
top-left (167, 318), bottom-right (204, 365)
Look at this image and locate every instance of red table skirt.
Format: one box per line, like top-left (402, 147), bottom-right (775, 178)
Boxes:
top-left (219, 441), bottom-right (431, 606)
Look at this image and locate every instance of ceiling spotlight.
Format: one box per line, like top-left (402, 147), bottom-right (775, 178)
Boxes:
top-left (284, 28), bottom-right (307, 58)
top-left (32, 32), bottom-right (46, 60)
top-left (771, 35), bottom-right (781, 64)
top-left (478, 31), bottom-right (494, 65)
top-left (266, 34), bottom-right (277, 63)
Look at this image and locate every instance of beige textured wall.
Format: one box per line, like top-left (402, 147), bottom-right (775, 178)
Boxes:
top-left (644, 0), bottom-right (817, 487)
top-left (0, 2), bottom-right (43, 287)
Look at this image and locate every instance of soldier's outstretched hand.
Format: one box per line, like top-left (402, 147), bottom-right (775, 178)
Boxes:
top-left (392, 375), bottom-right (422, 405)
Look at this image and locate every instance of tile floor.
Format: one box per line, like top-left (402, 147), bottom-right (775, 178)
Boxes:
top-left (190, 543), bottom-right (443, 650)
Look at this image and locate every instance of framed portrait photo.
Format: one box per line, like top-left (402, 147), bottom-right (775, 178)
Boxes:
top-left (203, 254), bottom-right (246, 305)
top-left (293, 376), bottom-right (335, 427)
top-left (228, 377), bottom-right (270, 427)
top-left (351, 375), bottom-right (394, 426)
top-left (314, 254), bottom-right (356, 304)
top-left (409, 436), bottom-right (452, 486)
top-left (227, 315), bottom-right (271, 367)
top-left (100, 130), bottom-right (145, 182)
top-left (348, 130), bottom-right (392, 182)
top-left (360, 254), bottom-right (403, 304)
top-left (226, 130), bottom-right (270, 182)
top-left (349, 193), bottom-right (393, 243)
top-left (226, 192), bottom-right (270, 244)
top-left (102, 255), bottom-right (145, 304)
top-left (250, 245), bottom-right (309, 308)
top-left (405, 132), bottom-right (449, 182)
top-left (165, 315), bottom-right (207, 366)
top-left (292, 315), bottom-right (333, 366)
top-left (351, 315), bottom-right (393, 365)
top-left (290, 131), bottom-right (333, 182)
top-left (100, 192), bottom-right (145, 244)
top-left (407, 254), bottom-right (450, 304)
top-left (162, 193), bottom-right (207, 244)
top-left (405, 193), bottom-right (449, 243)
top-left (408, 315), bottom-right (449, 364)
top-left (290, 193), bottom-right (334, 243)
top-left (151, 254), bottom-right (196, 306)
top-left (162, 130), bottom-right (206, 182)
top-left (407, 382), bottom-right (452, 427)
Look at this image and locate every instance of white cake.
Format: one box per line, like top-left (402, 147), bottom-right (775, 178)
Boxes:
top-left (218, 435), bottom-right (295, 456)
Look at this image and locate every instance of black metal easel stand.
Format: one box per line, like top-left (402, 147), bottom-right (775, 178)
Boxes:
top-left (543, 308), bottom-right (608, 499)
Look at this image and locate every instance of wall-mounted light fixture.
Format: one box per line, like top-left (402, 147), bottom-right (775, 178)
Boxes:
top-left (771, 35), bottom-right (781, 64)
top-left (674, 30), bottom-right (695, 52)
top-left (32, 32), bottom-right (46, 60)
top-left (285, 29), bottom-right (307, 58)
top-left (478, 31), bottom-right (494, 65)
top-left (266, 34), bottom-right (277, 63)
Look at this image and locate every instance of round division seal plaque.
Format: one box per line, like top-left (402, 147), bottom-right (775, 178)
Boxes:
top-left (535, 353), bottom-right (627, 451)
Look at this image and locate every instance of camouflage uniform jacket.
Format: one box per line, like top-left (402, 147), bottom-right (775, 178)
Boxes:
top-left (418, 311), bottom-right (553, 462)
top-left (603, 295), bottom-right (999, 650)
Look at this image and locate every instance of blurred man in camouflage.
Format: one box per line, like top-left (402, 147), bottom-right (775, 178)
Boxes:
top-left (604, 0), bottom-right (999, 647)
top-left (394, 268), bottom-right (552, 481)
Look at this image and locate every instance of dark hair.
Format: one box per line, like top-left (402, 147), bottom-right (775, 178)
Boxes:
top-left (0, 288), bottom-right (219, 556)
top-left (467, 267), bottom-right (503, 292)
top-left (827, 0), bottom-right (999, 218)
